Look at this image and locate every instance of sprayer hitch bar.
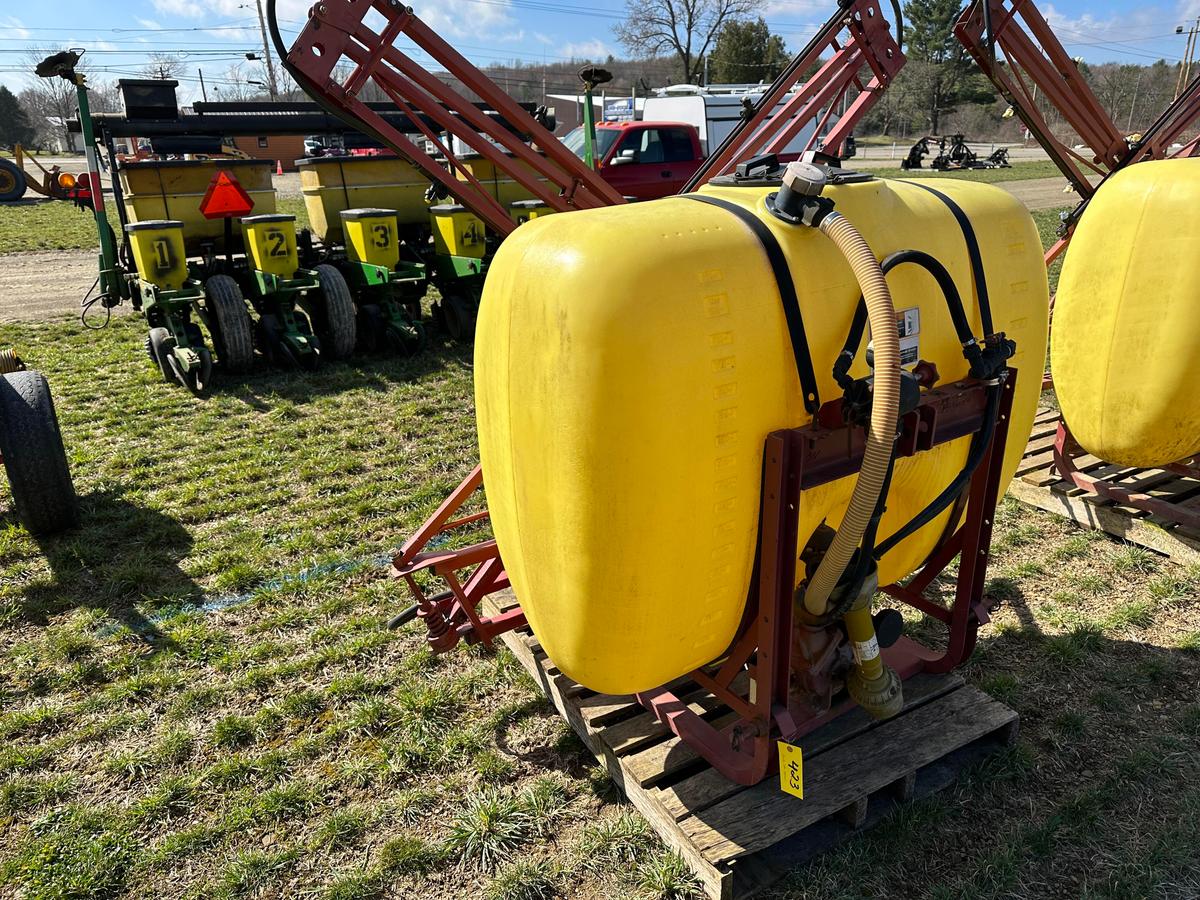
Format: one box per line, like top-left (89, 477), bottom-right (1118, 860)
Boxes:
top-left (392, 371), bottom-right (1017, 783)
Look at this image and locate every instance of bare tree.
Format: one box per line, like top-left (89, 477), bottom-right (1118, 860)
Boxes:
top-left (142, 53), bottom-right (186, 81)
top-left (614, 0), bottom-right (760, 84)
top-left (214, 64), bottom-right (268, 102)
top-left (19, 48), bottom-right (97, 151)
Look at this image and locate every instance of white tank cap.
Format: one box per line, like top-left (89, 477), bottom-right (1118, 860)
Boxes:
top-left (782, 161), bottom-right (827, 197)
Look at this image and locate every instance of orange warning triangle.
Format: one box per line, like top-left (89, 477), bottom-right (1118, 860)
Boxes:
top-left (199, 170), bottom-right (255, 219)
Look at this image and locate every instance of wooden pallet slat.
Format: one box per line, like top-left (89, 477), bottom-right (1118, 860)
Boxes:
top-left (481, 592), bottom-right (1018, 899)
top-left (1010, 410), bottom-right (1200, 564)
top-left (679, 685), bottom-right (1015, 861)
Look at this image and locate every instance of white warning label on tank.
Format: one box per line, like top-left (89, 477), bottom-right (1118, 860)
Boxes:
top-left (896, 307), bottom-right (920, 367)
top-left (852, 635), bottom-right (881, 665)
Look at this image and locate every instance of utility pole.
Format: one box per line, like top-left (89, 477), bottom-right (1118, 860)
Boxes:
top-left (251, 0), bottom-right (280, 99)
top-left (1177, 18), bottom-right (1200, 101)
top-left (198, 67), bottom-right (208, 102)
top-left (1127, 69), bottom-right (1141, 132)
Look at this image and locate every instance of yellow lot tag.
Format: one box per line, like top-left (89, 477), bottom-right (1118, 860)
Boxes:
top-left (778, 741), bottom-right (803, 799)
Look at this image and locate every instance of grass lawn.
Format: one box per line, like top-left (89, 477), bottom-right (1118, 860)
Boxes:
top-left (0, 197), bottom-right (313, 255)
top-left (874, 159), bottom-right (1069, 183)
top-left (0, 185), bottom-right (1193, 899)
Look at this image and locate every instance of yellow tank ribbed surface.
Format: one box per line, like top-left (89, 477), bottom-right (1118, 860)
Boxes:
top-left (1051, 157), bottom-right (1200, 467)
top-left (476, 177), bottom-right (1050, 694)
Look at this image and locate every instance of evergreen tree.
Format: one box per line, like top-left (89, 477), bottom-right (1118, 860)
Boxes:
top-left (0, 86), bottom-right (37, 150)
top-left (709, 18), bottom-right (789, 84)
top-left (903, 0), bottom-right (993, 133)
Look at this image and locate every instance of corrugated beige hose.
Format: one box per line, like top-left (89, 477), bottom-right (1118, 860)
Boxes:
top-left (802, 211), bottom-right (901, 617)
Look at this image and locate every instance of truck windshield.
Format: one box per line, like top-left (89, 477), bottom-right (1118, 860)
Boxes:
top-left (562, 126), bottom-right (620, 162)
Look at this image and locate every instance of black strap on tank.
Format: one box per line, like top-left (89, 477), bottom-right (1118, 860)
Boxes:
top-left (681, 194), bottom-right (821, 415)
top-left (901, 181), bottom-right (995, 337)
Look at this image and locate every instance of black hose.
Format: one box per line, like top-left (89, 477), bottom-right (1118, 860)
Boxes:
top-left (872, 378), bottom-right (1003, 560)
top-left (834, 248), bottom-right (979, 389)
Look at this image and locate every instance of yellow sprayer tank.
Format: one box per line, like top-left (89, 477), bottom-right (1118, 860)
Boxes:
top-left (1051, 157), bottom-right (1200, 467)
top-left (119, 159), bottom-right (275, 254)
top-left (476, 176), bottom-right (1050, 695)
top-left (299, 156), bottom-right (431, 244)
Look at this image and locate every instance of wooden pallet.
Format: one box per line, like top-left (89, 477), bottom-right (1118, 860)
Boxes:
top-left (484, 593), bottom-right (1018, 900)
top-left (1008, 408), bottom-right (1200, 564)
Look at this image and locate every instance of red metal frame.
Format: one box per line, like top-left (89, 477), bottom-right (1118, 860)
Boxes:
top-left (956, 0), bottom-right (1200, 264)
top-left (285, 0), bottom-right (624, 236)
top-left (1051, 423), bottom-right (1200, 530)
top-left (396, 374), bottom-right (1017, 784)
top-left (685, 0), bottom-right (904, 190)
top-left (637, 373), bottom-right (1017, 784)
top-left (390, 464), bottom-right (516, 651)
top-left (956, 0), bottom-right (1200, 522)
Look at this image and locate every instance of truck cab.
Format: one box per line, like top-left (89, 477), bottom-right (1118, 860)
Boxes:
top-left (562, 121), bottom-right (703, 200)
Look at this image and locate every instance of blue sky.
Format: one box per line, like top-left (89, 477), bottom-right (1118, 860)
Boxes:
top-left (2, 0), bottom-right (1199, 103)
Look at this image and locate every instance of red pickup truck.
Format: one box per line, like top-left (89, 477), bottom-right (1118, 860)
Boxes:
top-left (561, 121), bottom-right (704, 200)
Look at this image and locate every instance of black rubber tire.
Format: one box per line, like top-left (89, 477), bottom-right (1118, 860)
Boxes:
top-left (146, 327), bottom-right (173, 381)
top-left (0, 371), bottom-right (79, 535)
top-left (204, 275), bottom-right (254, 373)
top-left (0, 159), bottom-right (27, 203)
top-left (310, 265), bottom-right (357, 359)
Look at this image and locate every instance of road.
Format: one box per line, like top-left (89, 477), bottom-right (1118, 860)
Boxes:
top-left (0, 162), bottom-right (1072, 324)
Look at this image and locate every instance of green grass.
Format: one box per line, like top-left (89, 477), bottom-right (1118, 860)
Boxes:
top-left (0, 172), bottom-right (1196, 899)
top-left (0, 201), bottom-right (104, 253)
top-left (874, 159), bottom-right (1068, 184)
top-left (0, 195), bottom-right (311, 255)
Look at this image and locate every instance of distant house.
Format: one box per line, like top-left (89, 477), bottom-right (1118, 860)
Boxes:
top-left (230, 134), bottom-right (307, 171)
top-left (44, 118), bottom-right (85, 154)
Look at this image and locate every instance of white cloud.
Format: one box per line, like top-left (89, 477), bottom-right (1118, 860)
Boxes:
top-left (135, 17), bottom-right (163, 30)
top-left (1037, 1), bottom-right (1198, 62)
top-left (560, 39), bottom-right (611, 60)
top-left (204, 26), bottom-right (257, 41)
top-left (1, 16), bottom-right (31, 39)
top-left (409, 0), bottom-right (517, 41)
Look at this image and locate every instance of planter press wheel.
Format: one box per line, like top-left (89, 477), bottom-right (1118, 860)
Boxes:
top-left (0, 370), bottom-right (79, 535)
top-left (356, 303), bottom-right (385, 353)
top-left (167, 346), bottom-right (213, 394)
top-left (386, 319), bottom-right (426, 355)
top-left (203, 275), bottom-right (255, 373)
top-left (0, 159), bottom-right (27, 203)
top-left (441, 293), bottom-right (476, 343)
top-left (145, 326), bottom-right (174, 382)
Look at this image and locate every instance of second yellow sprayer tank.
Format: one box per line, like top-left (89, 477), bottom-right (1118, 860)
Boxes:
top-left (1051, 157), bottom-right (1200, 467)
top-left (476, 175), bottom-right (1050, 695)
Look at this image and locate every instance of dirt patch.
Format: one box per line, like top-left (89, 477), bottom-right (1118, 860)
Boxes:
top-left (997, 176), bottom-right (1080, 211)
top-left (0, 250), bottom-right (129, 324)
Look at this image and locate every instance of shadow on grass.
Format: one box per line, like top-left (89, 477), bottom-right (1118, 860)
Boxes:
top-left (11, 488), bottom-right (198, 649)
top-left (203, 338), bottom-right (473, 408)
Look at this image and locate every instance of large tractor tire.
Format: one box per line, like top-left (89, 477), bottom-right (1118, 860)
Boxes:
top-left (309, 265), bottom-right (357, 360)
top-left (204, 275), bottom-right (255, 373)
top-left (0, 371), bottom-right (79, 535)
top-left (0, 159), bottom-right (27, 203)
